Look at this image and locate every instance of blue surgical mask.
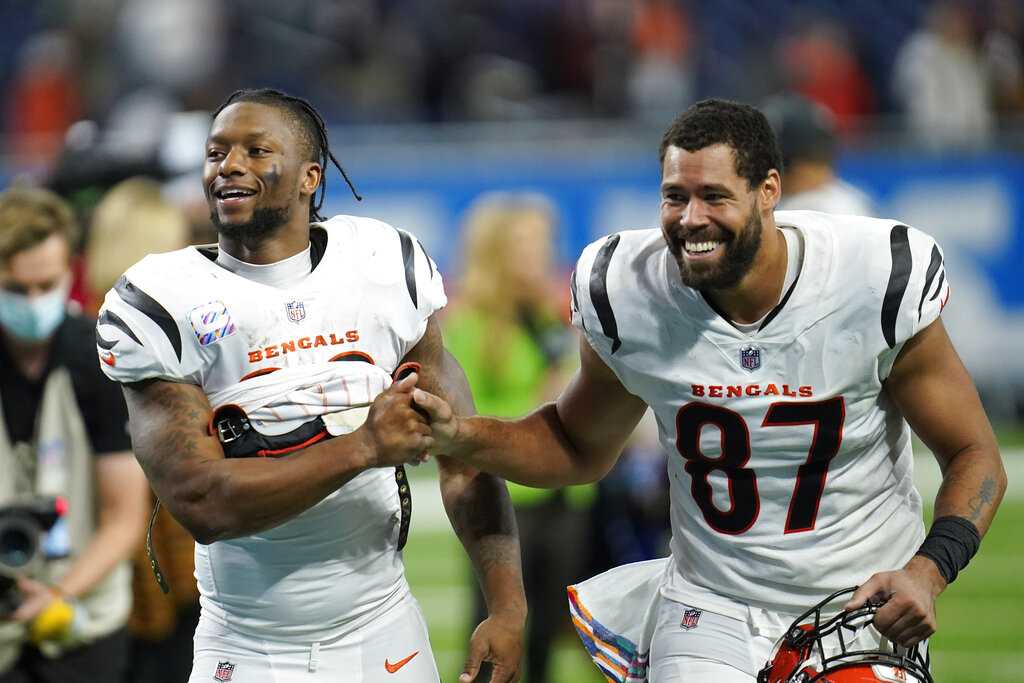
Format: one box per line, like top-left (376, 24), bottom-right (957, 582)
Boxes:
top-left (0, 279), bottom-right (70, 341)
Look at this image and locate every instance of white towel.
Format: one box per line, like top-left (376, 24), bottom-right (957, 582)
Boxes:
top-left (567, 557), bottom-right (669, 682)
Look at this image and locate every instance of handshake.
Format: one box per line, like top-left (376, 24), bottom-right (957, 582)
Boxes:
top-left (356, 367), bottom-right (459, 469)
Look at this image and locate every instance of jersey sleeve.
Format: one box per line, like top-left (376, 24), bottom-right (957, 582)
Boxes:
top-left (396, 226), bottom-right (446, 355)
top-left (96, 274), bottom-right (193, 385)
top-left (570, 233), bottom-right (623, 363)
top-left (402, 227), bottom-right (446, 319)
top-left (343, 215), bottom-right (447, 359)
top-left (877, 225), bottom-right (951, 379)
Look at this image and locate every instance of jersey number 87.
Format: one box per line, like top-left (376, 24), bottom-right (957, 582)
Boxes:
top-left (675, 397), bottom-right (845, 535)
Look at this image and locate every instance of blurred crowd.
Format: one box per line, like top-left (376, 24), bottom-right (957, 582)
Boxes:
top-left (2, 0), bottom-right (1024, 175)
top-left (0, 1), bottom-right (1020, 681)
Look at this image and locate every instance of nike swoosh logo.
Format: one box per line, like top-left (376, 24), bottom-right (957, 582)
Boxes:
top-left (384, 651), bottom-right (419, 674)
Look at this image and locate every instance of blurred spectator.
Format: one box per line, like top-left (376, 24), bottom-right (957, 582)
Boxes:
top-left (455, 54), bottom-right (544, 121)
top-left (776, 16), bottom-right (874, 135)
top-left (0, 186), bottom-right (148, 683)
top-left (444, 193), bottom-right (590, 683)
top-left (764, 94), bottom-right (875, 216)
top-left (82, 179), bottom-right (197, 683)
top-left (893, 0), bottom-right (995, 150)
top-left (116, 0), bottom-right (223, 96)
top-left (5, 31), bottom-right (82, 172)
top-left (7, 1), bottom-right (1022, 134)
top-left (588, 411), bottom-right (670, 574)
top-left (628, 0), bottom-right (695, 119)
top-left (983, 0), bottom-right (1024, 117)
top-left (588, 0), bottom-right (633, 117)
top-left (83, 178), bottom-right (189, 311)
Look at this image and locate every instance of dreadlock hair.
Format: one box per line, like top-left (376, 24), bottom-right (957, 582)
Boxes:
top-left (659, 99), bottom-right (782, 190)
top-left (213, 88), bottom-right (361, 222)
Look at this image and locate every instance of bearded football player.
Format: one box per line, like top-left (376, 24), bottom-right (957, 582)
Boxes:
top-left (412, 99), bottom-right (1006, 682)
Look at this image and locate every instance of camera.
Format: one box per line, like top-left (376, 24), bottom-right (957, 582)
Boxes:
top-left (0, 497), bottom-right (65, 616)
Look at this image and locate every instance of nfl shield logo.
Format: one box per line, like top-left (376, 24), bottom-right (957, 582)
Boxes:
top-left (681, 608), bottom-right (702, 630)
top-left (213, 661), bottom-right (235, 681)
top-left (285, 300), bottom-right (306, 324)
top-left (739, 345), bottom-right (761, 372)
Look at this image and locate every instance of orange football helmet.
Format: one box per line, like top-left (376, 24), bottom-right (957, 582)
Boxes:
top-left (757, 588), bottom-right (932, 683)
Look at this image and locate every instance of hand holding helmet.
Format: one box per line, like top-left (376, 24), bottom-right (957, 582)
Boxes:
top-left (758, 587), bottom-right (933, 683)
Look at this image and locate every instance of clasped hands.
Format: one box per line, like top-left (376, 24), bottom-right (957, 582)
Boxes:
top-left (356, 372), bottom-right (460, 469)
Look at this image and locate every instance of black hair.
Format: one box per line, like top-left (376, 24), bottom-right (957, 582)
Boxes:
top-left (213, 88), bottom-right (361, 221)
top-left (659, 99), bottom-right (783, 189)
top-left (761, 94), bottom-right (836, 171)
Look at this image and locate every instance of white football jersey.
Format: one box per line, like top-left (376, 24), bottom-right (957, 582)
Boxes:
top-left (570, 210), bottom-right (950, 617)
top-left (96, 215), bottom-right (446, 642)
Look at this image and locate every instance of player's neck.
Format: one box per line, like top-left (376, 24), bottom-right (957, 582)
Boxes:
top-left (705, 223), bottom-right (788, 325)
top-left (219, 220), bottom-right (311, 265)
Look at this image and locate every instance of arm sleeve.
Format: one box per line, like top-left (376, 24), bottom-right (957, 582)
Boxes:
top-left (388, 224), bottom-right (447, 357)
top-left (95, 276), bottom-right (192, 385)
top-left (878, 225), bottom-right (951, 379)
top-left (570, 234), bottom-right (622, 363)
top-left (403, 228), bottom-right (446, 319)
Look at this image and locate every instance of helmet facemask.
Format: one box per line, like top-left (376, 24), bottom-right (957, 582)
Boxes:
top-left (758, 588), bottom-right (933, 683)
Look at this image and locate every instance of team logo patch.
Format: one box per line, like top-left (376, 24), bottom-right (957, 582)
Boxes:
top-left (188, 301), bottom-right (236, 346)
top-left (680, 607), bottom-right (702, 630)
top-left (213, 661), bottom-right (235, 681)
top-left (739, 345), bottom-right (761, 372)
top-left (286, 300), bottom-right (306, 324)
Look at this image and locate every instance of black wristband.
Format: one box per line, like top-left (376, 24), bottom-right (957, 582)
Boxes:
top-left (914, 516), bottom-right (981, 584)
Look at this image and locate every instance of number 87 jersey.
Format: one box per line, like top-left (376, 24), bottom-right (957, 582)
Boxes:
top-left (570, 210), bottom-right (951, 617)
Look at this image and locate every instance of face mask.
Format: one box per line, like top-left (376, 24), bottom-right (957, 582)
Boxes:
top-left (0, 279), bottom-right (70, 342)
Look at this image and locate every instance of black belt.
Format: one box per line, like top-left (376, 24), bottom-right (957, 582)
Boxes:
top-left (210, 404), bottom-right (331, 459)
top-left (147, 362), bottom-right (422, 592)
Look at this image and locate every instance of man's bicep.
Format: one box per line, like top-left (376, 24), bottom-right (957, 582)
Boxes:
top-left (120, 380), bottom-right (224, 495)
top-left (885, 318), bottom-right (998, 468)
top-left (403, 315), bottom-right (476, 415)
top-left (556, 336), bottom-right (647, 460)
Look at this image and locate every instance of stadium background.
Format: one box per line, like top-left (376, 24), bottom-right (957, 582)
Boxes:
top-left (1, 0), bottom-right (1021, 681)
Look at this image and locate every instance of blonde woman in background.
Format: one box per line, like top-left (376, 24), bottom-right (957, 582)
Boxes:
top-left (445, 193), bottom-right (594, 683)
top-left (84, 178), bottom-right (189, 313)
top-left (83, 177), bottom-right (196, 683)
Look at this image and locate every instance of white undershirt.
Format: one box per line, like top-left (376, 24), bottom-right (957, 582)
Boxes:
top-left (731, 227), bottom-right (802, 334)
top-left (215, 243), bottom-right (312, 289)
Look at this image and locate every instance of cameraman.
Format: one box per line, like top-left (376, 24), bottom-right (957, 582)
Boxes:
top-left (0, 187), bottom-right (148, 683)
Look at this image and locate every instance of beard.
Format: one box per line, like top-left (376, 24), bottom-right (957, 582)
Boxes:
top-left (673, 209), bottom-right (763, 290)
top-left (211, 205), bottom-right (292, 249)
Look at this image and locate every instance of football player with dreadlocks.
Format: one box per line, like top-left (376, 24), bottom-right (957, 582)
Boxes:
top-left (95, 89), bottom-right (526, 683)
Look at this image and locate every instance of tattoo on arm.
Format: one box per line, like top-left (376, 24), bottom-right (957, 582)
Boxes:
top-left (405, 317), bottom-right (523, 592)
top-left (447, 471), bottom-right (517, 539)
top-left (967, 476), bottom-right (998, 523)
top-left (473, 535), bottom-right (522, 577)
top-left (124, 380), bottom-right (216, 491)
